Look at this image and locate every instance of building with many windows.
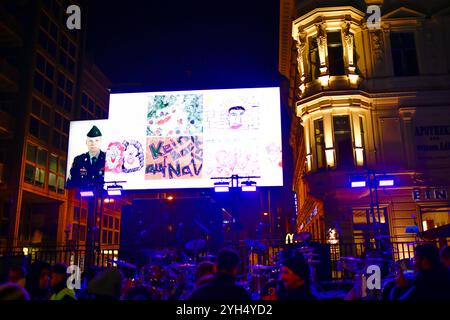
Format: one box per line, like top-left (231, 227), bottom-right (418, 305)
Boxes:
top-left (279, 0), bottom-right (450, 250)
top-left (0, 0), bottom-right (125, 251)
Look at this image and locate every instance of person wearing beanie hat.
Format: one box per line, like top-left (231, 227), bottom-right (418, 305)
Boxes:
top-left (277, 253), bottom-right (317, 300)
top-left (67, 125), bottom-right (106, 188)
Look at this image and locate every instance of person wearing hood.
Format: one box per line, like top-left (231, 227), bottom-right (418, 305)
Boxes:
top-left (25, 261), bottom-right (51, 300)
top-left (399, 244), bottom-right (450, 300)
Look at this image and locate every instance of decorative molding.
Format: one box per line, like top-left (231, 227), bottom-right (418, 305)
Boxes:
top-left (370, 29), bottom-right (384, 63)
top-left (316, 23), bottom-right (328, 74)
top-left (295, 28), bottom-right (307, 83)
top-left (382, 7), bottom-right (426, 20)
top-left (343, 22), bottom-right (355, 70)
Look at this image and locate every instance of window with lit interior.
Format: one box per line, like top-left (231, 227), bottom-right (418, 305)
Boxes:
top-left (314, 118), bottom-right (326, 169)
top-left (333, 115), bottom-right (353, 168)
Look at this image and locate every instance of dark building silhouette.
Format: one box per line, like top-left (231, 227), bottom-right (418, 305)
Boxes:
top-left (0, 1), bottom-right (126, 254)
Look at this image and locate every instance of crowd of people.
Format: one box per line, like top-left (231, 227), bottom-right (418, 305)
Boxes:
top-left (0, 245), bottom-right (449, 301)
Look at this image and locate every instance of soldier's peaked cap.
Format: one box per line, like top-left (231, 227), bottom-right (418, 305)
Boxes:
top-left (87, 125), bottom-right (102, 138)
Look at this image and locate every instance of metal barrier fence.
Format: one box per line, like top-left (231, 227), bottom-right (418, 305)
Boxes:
top-left (0, 245), bottom-right (120, 273)
top-left (1, 239), bottom-right (448, 280)
top-left (233, 239), bottom-right (449, 280)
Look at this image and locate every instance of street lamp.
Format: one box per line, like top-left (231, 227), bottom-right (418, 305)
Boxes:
top-left (350, 171), bottom-right (395, 252)
top-left (211, 175), bottom-right (261, 244)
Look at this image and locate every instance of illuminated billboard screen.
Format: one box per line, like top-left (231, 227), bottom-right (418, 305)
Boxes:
top-left (67, 87), bottom-right (283, 190)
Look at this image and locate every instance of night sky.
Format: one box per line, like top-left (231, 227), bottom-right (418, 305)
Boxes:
top-left (86, 0), bottom-right (281, 93)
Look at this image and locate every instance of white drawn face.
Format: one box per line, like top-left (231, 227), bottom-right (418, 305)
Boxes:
top-left (228, 108), bottom-right (245, 129)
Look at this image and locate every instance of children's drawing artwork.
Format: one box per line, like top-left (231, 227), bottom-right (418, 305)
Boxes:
top-left (265, 143), bottom-right (283, 168)
top-left (204, 141), bottom-right (261, 177)
top-left (147, 94), bottom-right (203, 137)
top-left (145, 136), bottom-right (203, 180)
top-left (122, 140), bottom-right (145, 173)
top-left (105, 140), bottom-right (145, 174)
top-left (105, 142), bottom-right (125, 173)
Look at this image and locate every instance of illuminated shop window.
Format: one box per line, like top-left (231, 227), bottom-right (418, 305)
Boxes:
top-left (421, 207), bottom-right (450, 232)
top-left (352, 208), bottom-right (389, 253)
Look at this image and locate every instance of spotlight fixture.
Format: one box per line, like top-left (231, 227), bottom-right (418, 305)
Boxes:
top-left (378, 176), bottom-right (395, 187)
top-left (107, 184), bottom-right (123, 196)
top-left (214, 181), bottom-right (230, 193)
top-left (350, 177), bottom-right (366, 188)
top-left (241, 180), bottom-right (257, 192)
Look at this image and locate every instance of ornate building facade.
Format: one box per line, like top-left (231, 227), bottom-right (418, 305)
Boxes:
top-left (280, 0), bottom-right (450, 250)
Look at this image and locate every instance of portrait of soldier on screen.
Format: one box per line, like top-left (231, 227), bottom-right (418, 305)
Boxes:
top-left (67, 125), bottom-right (106, 189)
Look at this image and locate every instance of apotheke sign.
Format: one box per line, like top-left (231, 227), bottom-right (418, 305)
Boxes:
top-left (415, 125), bottom-right (450, 166)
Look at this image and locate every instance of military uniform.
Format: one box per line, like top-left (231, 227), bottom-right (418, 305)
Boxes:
top-left (67, 125), bottom-right (106, 189)
top-left (67, 151), bottom-right (106, 188)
